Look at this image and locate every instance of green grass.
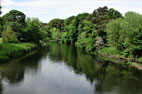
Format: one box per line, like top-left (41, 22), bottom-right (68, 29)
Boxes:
top-left (0, 43), bottom-right (37, 63)
top-left (98, 47), bottom-right (121, 56)
top-left (0, 38), bottom-right (2, 43)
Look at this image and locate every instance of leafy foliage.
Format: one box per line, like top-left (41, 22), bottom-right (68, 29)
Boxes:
top-left (2, 10), bottom-right (26, 41)
top-left (46, 6), bottom-right (122, 53)
top-left (25, 18), bottom-right (45, 44)
top-left (106, 12), bottom-right (142, 57)
top-left (1, 10), bottom-right (46, 44)
top-left (76, 20), bottom-right (96, 52)
top-left (2, 26), bottom-right (19, 43)
top-left (51, 28), bottom-right (61, 41)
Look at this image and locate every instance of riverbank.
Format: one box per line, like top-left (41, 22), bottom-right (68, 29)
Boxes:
top-left (96, 47), bottom-right (142, 70)
top-left (0, 43), bottom-right (38, 63)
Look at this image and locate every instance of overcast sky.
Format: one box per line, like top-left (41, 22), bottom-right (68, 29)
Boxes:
top-left (1, 0), bottom-right (142, 23)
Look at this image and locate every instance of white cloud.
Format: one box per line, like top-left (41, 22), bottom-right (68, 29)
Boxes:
top-left (1, 0), bottom-right (142, 23)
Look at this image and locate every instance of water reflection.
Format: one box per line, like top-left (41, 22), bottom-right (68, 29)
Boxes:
top-left (46, 42), bottom-right (142, 94)
top-left (0, 42), bottom-right (142, 94)
top-left (0, 49), bottom-right (47, 93)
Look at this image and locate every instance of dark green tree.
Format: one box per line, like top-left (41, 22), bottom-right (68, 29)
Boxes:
top-left (2, 10), bottom-right (26, 41)
top-left (24, 18), bottom-right (45, 44)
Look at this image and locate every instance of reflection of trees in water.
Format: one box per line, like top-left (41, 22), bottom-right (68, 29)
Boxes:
top-left (94, 64), bottom-right (142, 94)
top-left (0, 47), bottom-right (48, 93)
top-left (1, 42), bottom-right (142, 94)
top-left (46, 42), bottom-right (142, 94)
top-left (0, 80), bottom-right (2, 94)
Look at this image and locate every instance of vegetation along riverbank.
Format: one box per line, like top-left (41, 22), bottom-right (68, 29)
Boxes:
top-left (0, 10), bottom-right (47, 63)
top-left (0, 42), bottom-right (37, 63)
top-left (45, 6), bottom-right (142, 70)
top-left (1, 6), bottom-right (142, 70)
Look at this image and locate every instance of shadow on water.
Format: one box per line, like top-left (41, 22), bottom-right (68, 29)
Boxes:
top-left (0, 42), bottom-right (142, 94)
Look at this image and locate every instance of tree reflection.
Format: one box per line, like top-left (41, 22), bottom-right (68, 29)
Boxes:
top-left (0, 47), bottom-right (49, 94)
top-left (46, 42), bottom-right (142, 94)
top-left (0, 80), bottom-right (2, 94)
top-left (0, 42), bottom-right (142, 94)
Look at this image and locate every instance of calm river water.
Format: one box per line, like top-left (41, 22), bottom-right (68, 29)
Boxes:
top-left (0, 42), bottom-right (142, 94)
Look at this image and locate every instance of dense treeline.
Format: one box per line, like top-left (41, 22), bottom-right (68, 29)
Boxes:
top-left (0, 10), bottom-right (46, 44)
top-left (1, 6), bottom-right (142, 59)
top-left (46, 7), bottom-right (122, 51)
top-left (46, 6), bottom-right (142, 58)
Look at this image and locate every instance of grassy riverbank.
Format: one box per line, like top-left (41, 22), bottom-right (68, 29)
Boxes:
top-left (96, 47), bottom-right (142, 70)
top-left (98, 47), bottom-right (142, 62)
top-left (0, 42), bottom-right (38, 63)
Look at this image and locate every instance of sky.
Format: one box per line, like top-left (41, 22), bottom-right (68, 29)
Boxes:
top-left (1, 0), bottom-right (142, 23)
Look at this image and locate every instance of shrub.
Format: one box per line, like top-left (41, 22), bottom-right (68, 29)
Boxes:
top-left (2, 26), bottom-right (19, 43)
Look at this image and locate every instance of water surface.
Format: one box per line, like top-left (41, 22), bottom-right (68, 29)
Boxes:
top-left (0, 42), bottom-right (142, 94)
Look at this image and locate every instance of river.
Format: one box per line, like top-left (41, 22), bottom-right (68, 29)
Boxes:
top-left (0, 42), bottom-right (142, 94)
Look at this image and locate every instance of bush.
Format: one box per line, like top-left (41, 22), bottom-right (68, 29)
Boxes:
top-left (2, 26), bottom-right (19, 43)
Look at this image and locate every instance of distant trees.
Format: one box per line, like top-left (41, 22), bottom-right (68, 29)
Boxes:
top-left (46, 18), bottom-right (64, 41)
top-left (46, 6), bottom-right (122, 53)
top-left (25, 18), bottom-right (46, 44)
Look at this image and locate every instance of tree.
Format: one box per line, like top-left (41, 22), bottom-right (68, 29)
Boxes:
top-left (68, 18), bottom-right (78, 43)
top-left (46, 18), bottom-right (64, 32)
top-left (25, 18), bottom-right (45, 44)
top-left (2, 26), bottom-right (19, 43)
top-left (2, 10), bottom-right (26, 24)
top-left (105, 19), bottom-right (125, 50)
top-left (51, 28), bottom-right (61, 41)
top-left (91, 6), bottom-right (122, 41)
top-left (105, 11), bottom-right (142, 57)
top-left (76, 20), bottom-right (96, 52)
top-left (108, 8), bottom-right (122, 19)
top-left (2, 10), bottom-right (26, 41)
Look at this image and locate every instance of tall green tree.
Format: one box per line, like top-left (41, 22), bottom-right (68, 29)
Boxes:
top-left (2, 10), bottom-right (26, 41)
top-left (76, 20), bottom-right (96, 52)
top-left (106, 12), bottom-right (142, 57)
top-left (25, 18), bottom-right (45, 44)
top-left (2, 26), bottom-right (19, 43)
